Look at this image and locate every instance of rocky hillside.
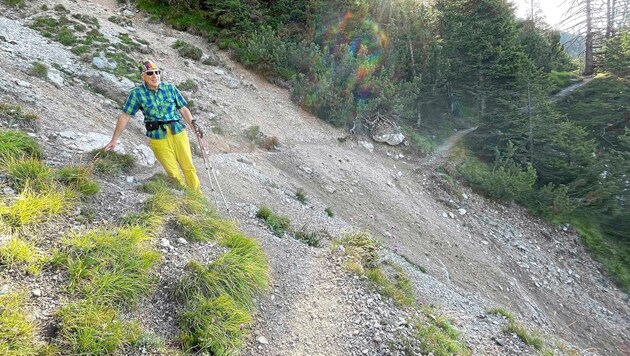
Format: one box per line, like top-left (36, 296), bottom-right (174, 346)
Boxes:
top-left (0, 0), bottom-right (629, 355)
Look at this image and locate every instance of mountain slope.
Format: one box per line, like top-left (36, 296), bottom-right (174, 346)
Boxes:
top-left (0, 0), bottom-right (628, 355)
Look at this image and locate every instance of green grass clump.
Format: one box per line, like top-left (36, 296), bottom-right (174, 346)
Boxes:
top-left (337, 230), bottom-right (380, 269)
top-left (415, 307), bottom-right (471, 356)
top-left (55, 301), bottom-right (141, 355)
top-left (176, 234), bottom-right (268, 310)
top-left (58, 226), bottom-right (161, 307)
top-left (1, 0), bottom-right (24, 7)
top-left (54, 165), bottom-right (100, 196)
top-left (295, 188), bottom-right (308, 204)
top-left (140, 173), bottom-right (182, 194)
top-left (488, 308), bottom-right (545, 350)
top-left (179, 294), bottom-right (251, 355)
top-left (324, 207), bottom-right (334, 217)
top-left (90, 149), bottom-right (135, 176)
top-left (0, 292), bottom-right (49, 354)
top-left (178, 79), bottom-right (199, 92)
top-left (0, 186), bottom-right (70, 227)
top-left (30, 61), bottom-right (49, 79)
top-left (172, 39), bottom-right (202, 60)
top-left (0, 237), bottom-right (48, 275)
top-left (255, 206), bottom-right (291, 237)
top-left (549, 70), bottom-right (575, 94)
top-left (293, 227), bottom-right (322, 247)
top-left (144, 189), bottom-right (181, 216)
top-left (175, 215), bottom-right (217, 242)
top-left (3, 157), bottom-right (52, 191)
top-left (365, 264), bottom-right (415, 307)
top-left (0, 130), bottom-right (42, 160)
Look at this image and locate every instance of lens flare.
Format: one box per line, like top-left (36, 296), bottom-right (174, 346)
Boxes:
top-left (323, 11), bottom-right (388, 102)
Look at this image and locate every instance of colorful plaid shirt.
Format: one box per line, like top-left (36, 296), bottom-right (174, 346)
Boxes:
top-left (122, 82), bottom-right (188, 139)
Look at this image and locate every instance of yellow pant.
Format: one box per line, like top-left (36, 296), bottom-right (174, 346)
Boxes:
top-left (149, 126), bottom-right (200, 191)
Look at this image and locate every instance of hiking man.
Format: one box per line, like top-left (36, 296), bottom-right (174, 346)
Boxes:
top-left (104, 58), bottom-right (203, 191)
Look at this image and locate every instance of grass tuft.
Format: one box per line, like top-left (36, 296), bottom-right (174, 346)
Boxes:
top-left (172, 39), bottom-right (202, 60)
top-left (324, 207), bottom-right (334, 217)
top-left (58, 227), bottom-right (160, 307)
top-left (0, 237), bottom-right (48, 275)
top-left (0, 130), bottom-right (42, 160)
top-left (55, 301), bottom-right (141, 354)
top-left (3, 157), bottom-right (52, 192)
top-left (30, 61), bottom-right (48, 79)
top-left (176, 233), bottom-right (268, 310)
top-left (255, 206), bottom-right (290, 237)
top-left (415, 307), bottom-right (471, 356)
top-left (0, 185), bottom-right (70, 227)
top-left (54, 165), bottom-right (100, 196)
top-left (90, 149), bottom-right (135, 176)
top-left (0, 292), bottom-right (48, 354)
top-left (179, 294), bottom-right (250, 355)
top-left (295, 188), bottom-right (308, 204)
top-left (293, 226), bottom-right (323, 247)
top-left (488, 307), bottom-right (545, 350)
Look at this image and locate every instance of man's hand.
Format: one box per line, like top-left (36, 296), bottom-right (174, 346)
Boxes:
top-left (103, 140), bottom-right (116, 151)
top-left (191, 119), bottom-right (204, 138)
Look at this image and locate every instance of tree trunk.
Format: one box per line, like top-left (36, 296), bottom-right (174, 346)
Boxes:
top-left (584, 0), bottom-right (595, 76)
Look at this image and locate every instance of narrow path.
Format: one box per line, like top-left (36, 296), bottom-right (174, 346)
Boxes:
top-left (551, 76), bottom-right (595, 101)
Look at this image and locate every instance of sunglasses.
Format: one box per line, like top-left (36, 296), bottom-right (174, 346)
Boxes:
top-left (144, 70), bottom-right (161, 76)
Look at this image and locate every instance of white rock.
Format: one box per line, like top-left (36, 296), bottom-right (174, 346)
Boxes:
top-left (214, 69), bottom-right (226, 76)
top-left (15, 80), bottom-right (32, 88)
top-left (256, 336), bottom-right (269, 345)
top-left (359, 140), bottom-right (374, 153)
top-left (448, 212), bottom-right (455, 219)
top-left (177, 238), bottom-right (188, 245)
top-left (373, 132), bottom-right (405, 146)
top-left (32, 289), bottom-right (42, 297)
top-left (300, 165), bottom-right (313, 174)
top-left (47, 69), bottom-right (64, 88)
top-left (458, 208), bottom-right (467, 216)
top-left (160, 238), bottom-right (171, 248)
top-left (126, 176), bottom-right (134, 183)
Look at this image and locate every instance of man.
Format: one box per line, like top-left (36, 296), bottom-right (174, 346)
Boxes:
top-left (104, 58), bottom-right (203, 191)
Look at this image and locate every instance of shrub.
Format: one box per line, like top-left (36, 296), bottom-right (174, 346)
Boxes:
top-left (244, 125), bottom-right (261, 142)
top-left (30, 61), bottom-right (48, 79)
top-left (55, 301), bottom-right (142, 354)
top-left (90, 149), bottom-right (135, 176)
top-left (0, 130), bottom-right (42, 160)
top-left (338, 230), bottom-right (380, 269)
top-left (458, 143), bottom-right (536, 203)
top-left (488, 308), bottom-right (545, 350)
top-left (415, 307), bottom-right (471, 356)
top-left (172, 39), bottom-right (202, 60)
top-left (324, 207), bottom-right (334, 218)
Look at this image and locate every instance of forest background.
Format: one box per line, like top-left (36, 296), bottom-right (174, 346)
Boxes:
top-left (134, 0), bottom-right (630, 291)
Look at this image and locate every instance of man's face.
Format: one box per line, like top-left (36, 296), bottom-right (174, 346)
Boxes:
top-left (142, 69), bottom-right (161, 89)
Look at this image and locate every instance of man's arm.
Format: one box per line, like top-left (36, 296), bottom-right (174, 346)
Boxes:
top-left (104, 113), bottom-right (132, 151)
top-left (179, 106), bottom-right (194, 126)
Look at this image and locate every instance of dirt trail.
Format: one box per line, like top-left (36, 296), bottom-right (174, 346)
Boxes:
top-left (552, 76), bottom-right (595, 101)
top-left (0, 1), bottom-right (629, 355)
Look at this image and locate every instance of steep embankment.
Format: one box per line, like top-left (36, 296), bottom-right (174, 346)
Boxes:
top-left (0, 0), bottom-right (628, 355)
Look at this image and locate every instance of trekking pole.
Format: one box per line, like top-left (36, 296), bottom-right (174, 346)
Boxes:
top-left (191, 128), bottom-right (232, 219)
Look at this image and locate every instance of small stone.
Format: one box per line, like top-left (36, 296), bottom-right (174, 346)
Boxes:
top-left (256, 336), bottom-right (268, 345)
top-left (458, 208), bottom-right (467, 216)
top-left (177, 238), bottom-right (188, 245)
top-left (126, 176), bottom-right (134, 183)
top-left (32, 289), bottom-right (42, 297)
top-left (448, 212), bottom-right (455, 219)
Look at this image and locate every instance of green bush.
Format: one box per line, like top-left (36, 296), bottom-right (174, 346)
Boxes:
top-left (458, 143), bottom-right (536, 203)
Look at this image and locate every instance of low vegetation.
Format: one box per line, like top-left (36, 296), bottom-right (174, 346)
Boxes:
top-left (488, 308), bottom-right (545, 351)
top-left (335, 231), bottom-right (469, 354)
top-left (0, 129), bottom-right (42, 160)
top-left (0, 237), bottom-right (48, 275)
top-left (295, 188), bottom-right (308, 204)
top-left (29, 61), bottom-right (48, 79)
top-left (172, 39), bottom-right (202, 60)
top-left (0, 292), bottom-right (54, 354)
top-left (256, 206), bottom-right (291, 237)
top-left (90, 149), bottom-right (135, 176)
